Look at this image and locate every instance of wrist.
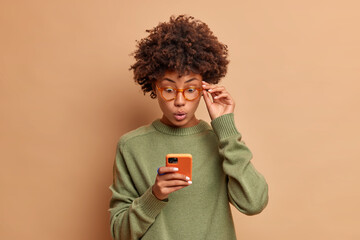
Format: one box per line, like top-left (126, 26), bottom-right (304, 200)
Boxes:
top-left (211, 113), bottom-right (240, 140)
top-left (152, 185), bottom-right (168, 201)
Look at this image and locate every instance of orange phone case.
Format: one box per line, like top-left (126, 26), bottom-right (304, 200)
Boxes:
top-left (166, 154), bottom-right (192, 181)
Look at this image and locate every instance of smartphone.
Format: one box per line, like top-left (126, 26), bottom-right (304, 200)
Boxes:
top-left (166, 154), bottom-right (192, 181)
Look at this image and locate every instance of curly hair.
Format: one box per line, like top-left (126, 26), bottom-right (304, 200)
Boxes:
top-left (129, 15), bottom-right (229, 98)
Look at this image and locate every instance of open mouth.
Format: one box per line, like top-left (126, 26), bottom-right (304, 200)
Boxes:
top-left (174, 113), bottom-right (186, 121)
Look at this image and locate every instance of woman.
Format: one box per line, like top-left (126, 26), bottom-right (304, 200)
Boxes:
top-left (109, 15), bottom-right (268, 240)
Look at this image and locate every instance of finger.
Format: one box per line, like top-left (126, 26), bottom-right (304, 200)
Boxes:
top-left (213, 92), bottom-right (232, 101)
top-left (164, 185), bottom-right (189, 195)
top-left (201, 81), bottom-right (214, 90)
top-left (170, 186), bottom-right (188, 191)
top-left (201, 84), bottom-right (212, 90)
top-left (161, 173), bottom-right (190, 181)
top-left (163, 180), bottom-right (192, 187)
top-left (205, 87), bottom-right (227, 100)
top-left (201, 81), bottom-right (211, 86)
top-left (202, 89), bottom-right (213, 107)
top-left (158, 166), bottom-right (179, 175)
top-left (207, 86), bottom-right (226, 94)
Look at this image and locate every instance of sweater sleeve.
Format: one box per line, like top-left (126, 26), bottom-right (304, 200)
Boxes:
top-left (108, 141), bottom-right (168, 240)
top-left (211, 113), bottom-right (269, 215)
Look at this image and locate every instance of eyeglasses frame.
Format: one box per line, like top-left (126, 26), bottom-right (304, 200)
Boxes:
top-left (155, 83), bottom-right (203, 101)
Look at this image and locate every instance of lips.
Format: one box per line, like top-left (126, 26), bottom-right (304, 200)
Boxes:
top-left (174, 112), bottom-right (186, 121)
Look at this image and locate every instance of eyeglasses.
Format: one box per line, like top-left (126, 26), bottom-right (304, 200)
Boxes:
top-left (155, 84), bottom-right (203, 101)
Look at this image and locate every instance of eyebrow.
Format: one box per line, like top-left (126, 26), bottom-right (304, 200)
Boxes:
top-left (162, 77), bottom-right (199, 83)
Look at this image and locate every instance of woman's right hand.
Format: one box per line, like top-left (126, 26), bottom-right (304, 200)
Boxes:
top-left (152, 167), bottom-right (192, 200)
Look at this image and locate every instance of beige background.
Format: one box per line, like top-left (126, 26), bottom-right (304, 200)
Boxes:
top-left (1, 0), bottom-right (359, 239)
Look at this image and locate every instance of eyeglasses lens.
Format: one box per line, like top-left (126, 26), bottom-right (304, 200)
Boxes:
top-left (162, 88), bottom-right (200, 100)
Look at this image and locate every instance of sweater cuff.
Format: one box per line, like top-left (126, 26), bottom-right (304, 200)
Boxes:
top-left (133, 187), bottom-right (168, 219)
top-left (211, 113), bottom-right (241, 140)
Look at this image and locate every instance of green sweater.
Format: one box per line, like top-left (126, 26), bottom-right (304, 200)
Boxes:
top-left (109, 113), bottom-right (268, 240)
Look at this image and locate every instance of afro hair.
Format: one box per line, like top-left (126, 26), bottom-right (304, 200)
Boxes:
top-left (130, 14), bottom-right (229, 98)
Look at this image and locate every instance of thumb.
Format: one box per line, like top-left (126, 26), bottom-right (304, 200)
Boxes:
top-left (202, 90), bottom-right (212, 111)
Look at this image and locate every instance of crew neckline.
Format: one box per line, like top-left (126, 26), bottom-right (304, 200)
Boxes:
top-left (152, 119), bottom-right (211, 136)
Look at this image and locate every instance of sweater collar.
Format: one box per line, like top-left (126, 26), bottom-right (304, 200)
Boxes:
top-left (152, 119), bottom-right (211, 136)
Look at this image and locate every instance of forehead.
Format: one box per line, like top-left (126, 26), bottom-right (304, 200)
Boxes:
top-left (159, 71), bottom-right (202, 84)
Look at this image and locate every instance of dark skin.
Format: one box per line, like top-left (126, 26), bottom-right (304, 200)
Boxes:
top-left (152, 73), bottom-right (235, 200)
top-left (152, 167), bottom-right (191, 200)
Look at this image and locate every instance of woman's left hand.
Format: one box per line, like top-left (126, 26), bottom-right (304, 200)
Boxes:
top-left (202, 81), bottom-right (235, 120)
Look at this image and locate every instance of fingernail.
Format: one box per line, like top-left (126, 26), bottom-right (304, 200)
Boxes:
top-left (188, 181), bottom-right (192, 184)
top-left (186, 176), bottom-right (190, 180)
top-left (173, 167), bottom-right (179, 171)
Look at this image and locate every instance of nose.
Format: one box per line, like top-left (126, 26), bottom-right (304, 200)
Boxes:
top-left (174, 91), bottom-right (185, 106)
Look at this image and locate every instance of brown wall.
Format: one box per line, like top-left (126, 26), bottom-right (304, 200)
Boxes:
top-left (1, 0), bottom-right (359, 239)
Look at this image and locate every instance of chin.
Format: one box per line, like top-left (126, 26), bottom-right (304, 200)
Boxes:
top-left (173, 118), bottom-right (198, 128)
top-left (170, 120), bottom-right (188, 128)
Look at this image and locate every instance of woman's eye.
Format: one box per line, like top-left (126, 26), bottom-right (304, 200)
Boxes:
top-left (186, 88), bottom-right (196, 93)
top-left (164, 88), bottom-right (174, 93)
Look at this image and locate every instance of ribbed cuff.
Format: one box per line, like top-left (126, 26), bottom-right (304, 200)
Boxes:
top-left (133, 187), bottom-right (168, 219)
top-left (210, 113), bottom-right (241, 140)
